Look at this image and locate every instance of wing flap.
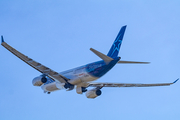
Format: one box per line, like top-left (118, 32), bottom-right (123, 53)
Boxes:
top-left (1, 39), bottom-right (68, 83)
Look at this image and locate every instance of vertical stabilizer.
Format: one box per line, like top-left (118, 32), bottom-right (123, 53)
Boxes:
top-left (107, 25), bottom-right (126, 58)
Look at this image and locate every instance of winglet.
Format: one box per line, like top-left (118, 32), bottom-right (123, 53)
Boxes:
top-left (1, 36), bottom-right (4, 43)
top-left (173, 78), bottom-right (179, 84)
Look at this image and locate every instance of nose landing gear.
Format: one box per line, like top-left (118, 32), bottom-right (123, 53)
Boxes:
top-left (44, 91), bottom-right (51, 94)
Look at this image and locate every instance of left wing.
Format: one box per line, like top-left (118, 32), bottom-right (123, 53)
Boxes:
top-left (1, 36), bottom-right (69, 84)
top-left (88, 79), bottom-right (179, 88)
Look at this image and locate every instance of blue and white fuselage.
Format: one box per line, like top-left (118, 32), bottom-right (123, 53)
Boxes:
top-left (41, 58), bottom-right (120, 92)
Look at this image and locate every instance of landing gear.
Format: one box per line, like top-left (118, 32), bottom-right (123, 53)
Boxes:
top-left (82, 87), bottom-right (87, 92)
top-left (64, 83), bottom-right (74, 91)
top-left (76, 87), bottom-right (87, 94)
top-left (44, 91), bottom-right (51, 94)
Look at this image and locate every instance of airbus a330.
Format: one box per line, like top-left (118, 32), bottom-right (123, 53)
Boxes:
top-left (1, 26), bottom-right (178, 99)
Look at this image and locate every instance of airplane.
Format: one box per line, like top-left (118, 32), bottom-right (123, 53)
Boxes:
top-left (1, 25), bottom-right (179, 99)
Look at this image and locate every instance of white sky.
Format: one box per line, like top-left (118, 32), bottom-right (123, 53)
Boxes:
top-left (0, 1), bottom-right (180, 120)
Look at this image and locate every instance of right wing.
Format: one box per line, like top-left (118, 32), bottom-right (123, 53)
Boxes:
top-left (88, 79), bottom-right (179, 88)
top-left (1, 36), bottom-right (68, 84)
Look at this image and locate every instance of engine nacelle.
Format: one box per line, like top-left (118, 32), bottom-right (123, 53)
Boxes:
top-left (86, 89), bottom-right (102, 99)
top-left (32, 76), bottom-right (47, 86)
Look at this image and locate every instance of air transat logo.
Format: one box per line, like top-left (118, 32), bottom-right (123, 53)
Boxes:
top-left (110, 34), bottom-right (122, 57)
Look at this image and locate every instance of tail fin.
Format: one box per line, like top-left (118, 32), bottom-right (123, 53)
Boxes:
top-left (107, 25), bottom-right (127, 58)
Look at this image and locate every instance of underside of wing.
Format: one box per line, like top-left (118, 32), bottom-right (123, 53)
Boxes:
top-left (88, 79), bottom-right (179, 88)
top-left (1, 37), bottom-right (68, 84)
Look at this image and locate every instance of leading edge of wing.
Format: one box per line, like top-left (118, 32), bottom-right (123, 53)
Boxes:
top-left (1, 37), bottom-right (68, 83)
top-left (88, 78), bottom-right (179, 87)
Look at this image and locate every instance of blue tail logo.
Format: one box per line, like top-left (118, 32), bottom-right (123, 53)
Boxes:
top-left (107, 25), bottom-right (127, 58)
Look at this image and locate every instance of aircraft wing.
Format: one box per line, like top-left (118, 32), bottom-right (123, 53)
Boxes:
top-left (88, 79), bottom-right (179, 88)
top-left (1, 36), bottom-right (68, 84)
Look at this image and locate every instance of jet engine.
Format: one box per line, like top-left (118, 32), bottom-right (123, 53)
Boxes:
top-left (32, 76), bottom-right (47, 86)
top-left (86, 89), bottom-right (102, 98)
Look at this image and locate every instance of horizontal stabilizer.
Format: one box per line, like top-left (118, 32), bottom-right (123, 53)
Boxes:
top-left (118, 60), bottom-right (150, 64)
top-left (90, 48), bottom-right (114, 64)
